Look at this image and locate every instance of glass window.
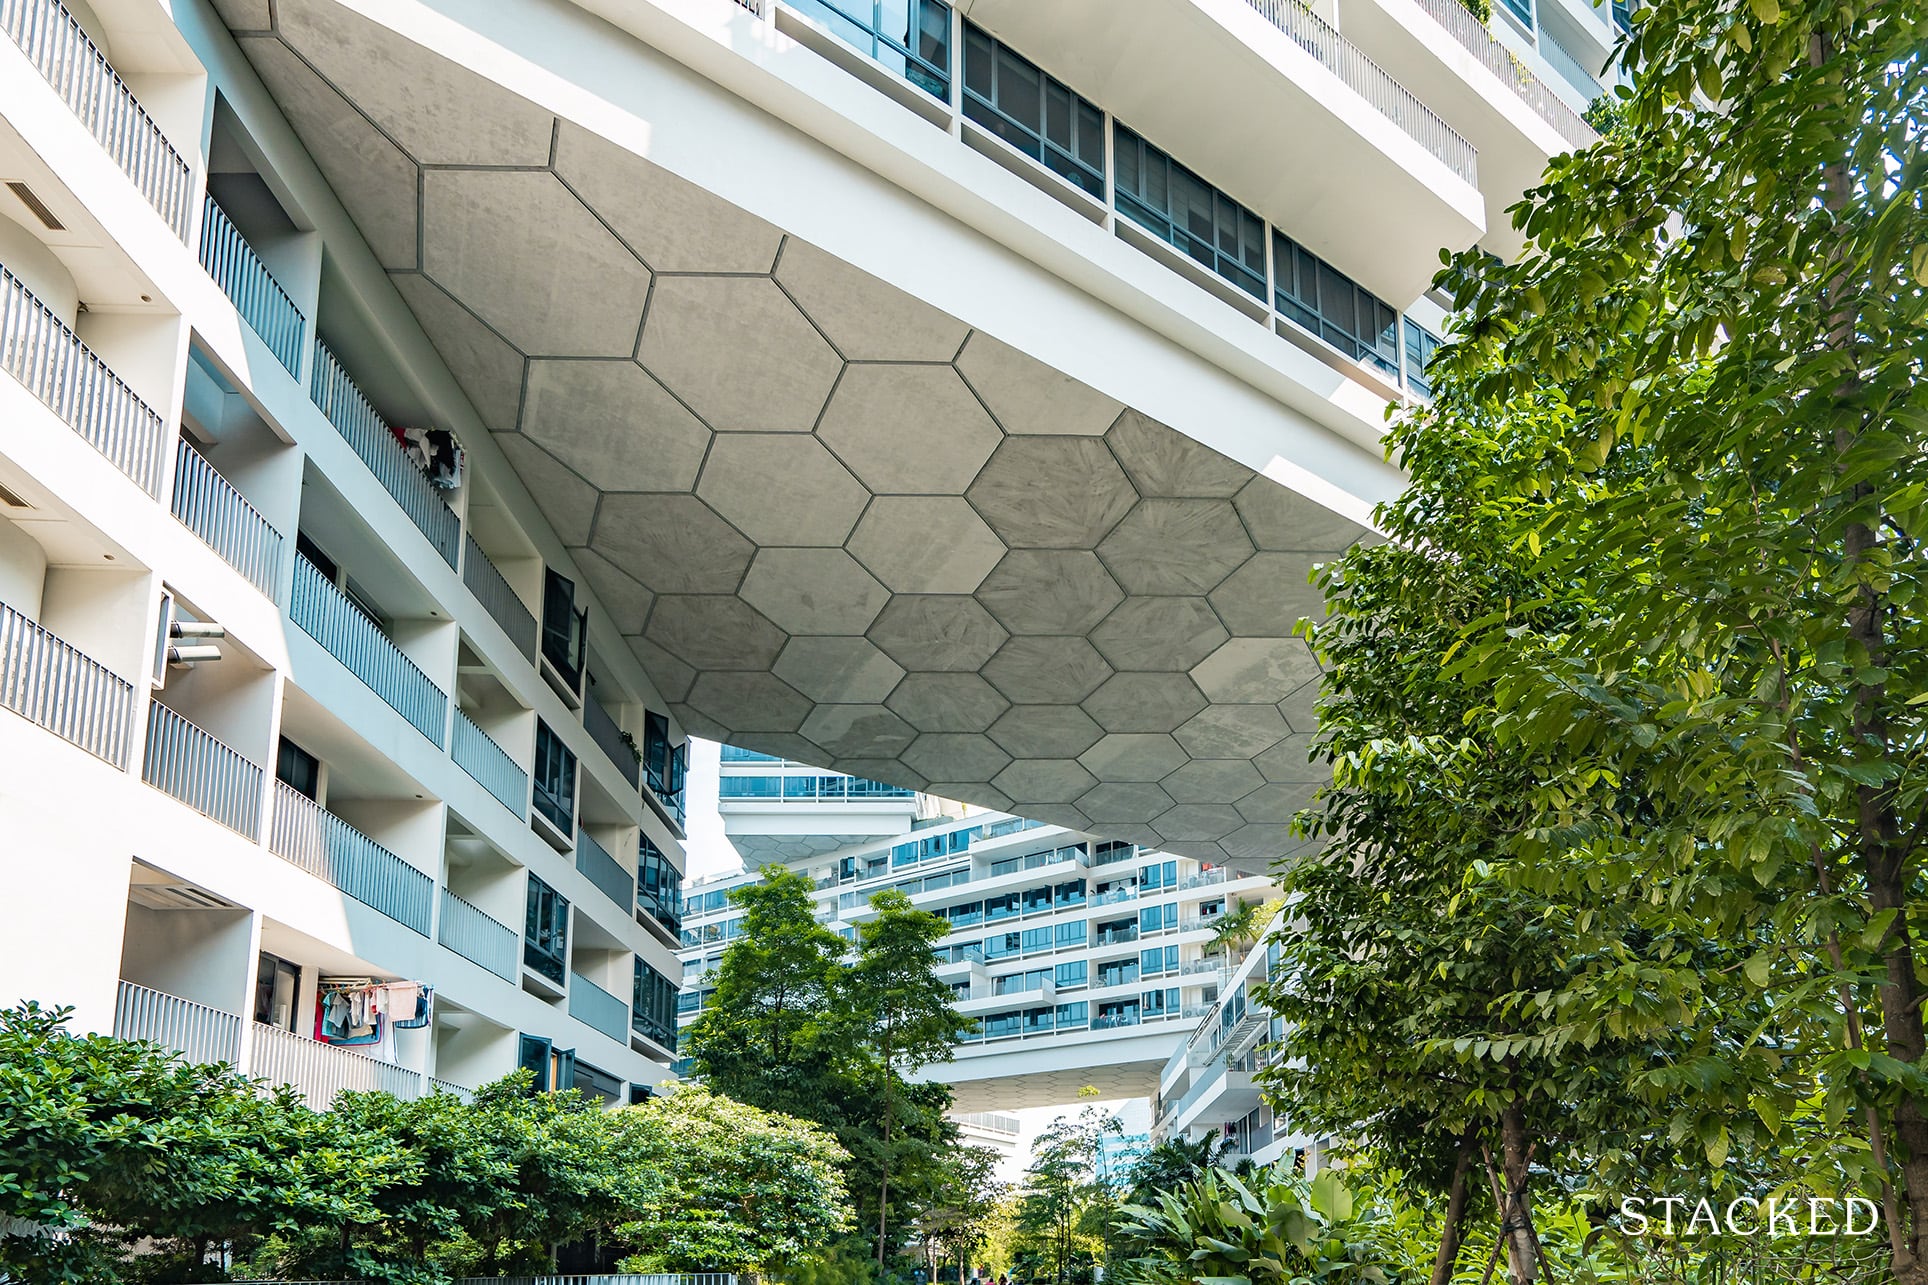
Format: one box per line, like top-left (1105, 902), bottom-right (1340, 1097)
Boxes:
top-left (1141, 947), bottom-right (1165, 977)
top-left (1057, 920), bottom-right (1089, 948)
top-left (1404, 319), bottom-right (1442, 396)
top-left (533, 720), bottom-right (576, 833)
top-left (1055, 879), bottom-right (1086, 906)
top-left (1114, 124), bottom-right (1266, 299)
top-left (983, 1009), bottom-right (1023, 1039)
top-left (1055, 960), bottom-right (1087, 988)
top-left (1056, 1001), bottom-right (1089, 1028)
top-left (985, 932), bottom-right (1021, 960)
top-left (789, 0), bottom-right (952, 99)
top-left (986, 892), bottom-right (1019, 921)
top-left (718, 775), bottom-right (782, 799)
top-left (1020, 926), bottom-right (1054, 954)
top-left (961, 22), bottom-right (1105, 197)
top-left (523, 875), bottom-right (568, 984)
top-left (1024, 1006), bottom-right (1056, 1034)
top-left (275, 737), bottom-right (321, 801)
top-left (1274, 233), bottom-right (1400, 377)
top-left (1022, 883), bottom-right (1053, 913)
top-left (540, 568), bottom-right (587, 692)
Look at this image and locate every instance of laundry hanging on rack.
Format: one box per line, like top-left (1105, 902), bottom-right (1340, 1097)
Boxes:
top-left (316, 978), bottom-right (433, 1045)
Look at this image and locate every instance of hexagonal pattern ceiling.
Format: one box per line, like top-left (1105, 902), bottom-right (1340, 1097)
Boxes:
top-left (217, 0), bottom-right (1367, 866)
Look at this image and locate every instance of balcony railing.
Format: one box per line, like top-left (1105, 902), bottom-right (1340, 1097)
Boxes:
top-left (310, 339), bottom-right (460, 567)
top-left (199, 196), bottom-right (304, 375)
top-left (585, 695), bottom-right (640, 791)
top-left (112, 979), bottom-right (240, 1066)
top-left (1242, 0), bottom-right (1478, 183)
top-left (452, 707), bottom-right (527, 816)
top-left (577, 829), bottom-right (634, 913)
top-left (569, 972), bottom-right (629, 1044)
top-left (250, 1021), bottom-right (425, 1110)
top-left (142, 702), bottom-right (262, 837)
top-left (290, 554), bottom-right (448, 746)
top-left (0, 598), bottom-right (133, 767)
top-left (1408, 0), bottom-right (1595, 150)
top-left (171, 438), bottom-right (283, 597)
top-left (462, 532), bottom-right (536, 660)
top-left (0, 262), bottom-right (166, 494)
top-left (438, 887), bottom-right (518, 981)
top-left (268, 781), bottom-right (434, 935)
top-left (0, 0), bottom-right (195, 239)
top-left (1181, 868), bottom-right (1231, 890)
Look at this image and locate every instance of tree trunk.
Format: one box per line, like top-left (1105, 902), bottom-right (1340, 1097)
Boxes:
top-left (1431, 1127), bottom-right (1478, 1285)
top-left (1497, 1107), bottom-right (1539, 1284)
top-left (877, 1072), bottom-right (894, 1266)
top-left (1808, 22), bottom-right (1928, 1283)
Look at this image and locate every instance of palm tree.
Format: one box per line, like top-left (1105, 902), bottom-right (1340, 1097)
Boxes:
top-left (1206, 896), bottom-right (1279, 966)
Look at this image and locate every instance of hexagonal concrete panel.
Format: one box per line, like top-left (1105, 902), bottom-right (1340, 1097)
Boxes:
top-left (775, 239), bottom-right (969, 361)
top-left (967, 437), bottom-right (1137, 548)
top-left (552, 122), bottom-right (784, 274)
top-left (847, 496), bottom-right (1006, 594)
top-left (985, 705), bottom-right (1104, 760)
top-left (867, 597), bottom-right (1009, 673)
top-left (982, 637), bottom-right (1113, 706)
top-left (956, 332), bottom-right (1124, 436)
top-left (591, 493), bottom-right (754, 595)
top-left (739, 548), bottom-right (889, 635)
top-left (1107, 409), bottom-right (1251, 498)
top-left (1089, 597), bottom-right (1228, 672)
top-left (773, 637), bottom-right (906, 704)
top-left (227, 0), bottom-right (1397, 865)
top-left (697, 434), bottom-right (869, 547)
top-left (817, 365), bottom-right (1001, 494)
top-left (886, 673), bottom-right (1011, 733)
top-left (639, 274), bottom-right (842, 432)
top-left (423, 169), bottom-right (650, 357)
top-left (1190, 637), bottom-right (1322, 705)
top-left (522, 359), bottom-right (709, 492)
top-left (976, 550), bottom-right (1123, 635)
top-left (799, 704), bottom-right (919, 759)
top-left (1098, 499), bottom-right (1254, 596)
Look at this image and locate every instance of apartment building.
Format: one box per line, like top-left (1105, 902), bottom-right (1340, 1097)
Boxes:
top-left (684, 756), bottom-right (1278, 1110)
top-left (0, 0), bottom-right (691, 1104)
top-left (2, 0), bottom-right (1613, 1106)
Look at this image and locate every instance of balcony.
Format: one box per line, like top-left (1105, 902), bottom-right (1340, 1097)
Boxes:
top-left (112, 979), bottom-right (240, 1066)
top-left (1181, 868), bottom-right (1232, 890)
top-left (0, 0), bottom-right (196, 239)
top-left (171, 439), bottom-right (284, 597)
top-left (461, 532), bottom-right (536, 661)
top-left (1408, 0), bottom-right (1592, 147)
top-left (250, 1020), bottom-right (425, 1110)
top-left (290, 554), bottom-right (448, 746)
top-left (0, 262), bottom-right (166, 495)
top-left (142, 702), bottom-right (263, 838)
top-left (438, 887), bottom-right (518, 981)
top-left (0, 598), bottom-right (133, 767)
top-left (199, 196), bottom-right (305, 376)
top-left (452, 707), bottom-right (527, 816)
top-left (577, 829), bottom-right (634, 915)
top-left (267, 781), bottom-right (434, 935)
top-left (309, 338), bottom-right (461, 567)
top-left (568, 972), bottom-right (629, 1044)
top-left (584, 693), bottom-right (640, 791)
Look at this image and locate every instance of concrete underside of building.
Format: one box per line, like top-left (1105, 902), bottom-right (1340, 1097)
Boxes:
top-left (932, 1022), bottom-right (1182, 1112)
top-left (208, 0), bottom-right (1392, 868)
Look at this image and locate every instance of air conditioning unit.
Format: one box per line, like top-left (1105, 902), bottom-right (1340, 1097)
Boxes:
top-left (151, 590), bottom-right (227, 684)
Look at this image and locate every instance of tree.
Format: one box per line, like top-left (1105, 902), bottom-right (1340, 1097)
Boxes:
top-left (841, 887), bottom-right (973, 1264)
top-left (912, 1144), bottom-right (1008, 1284)
top-left (1284, 0), bottom-right (1928, 1278)
top-left (1016, 1100), bottom-right (1120, 1285)
top-left (1206, 896), bottom-right (1280, 966)
top-left (685, 865), bottom-right (850, 1120)
top-left (609, 1084), bottom-right (852, 1273)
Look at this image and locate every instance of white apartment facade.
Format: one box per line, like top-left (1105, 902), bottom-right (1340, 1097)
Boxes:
top-left (685, 756), bottom-right (1278, 1110)
top-left (0, 0), bottom-right (691, 1104)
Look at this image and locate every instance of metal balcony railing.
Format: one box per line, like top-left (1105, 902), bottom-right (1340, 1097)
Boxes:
top-left (1242, 0), bottom-right (1478, 183)
top-left (112, 979), bottom-right (241, 1066)
top-left (452, 707), bottom-right (527, 816)
top-left (461, 532), bottom-right (536, 660)
top-left (0, 262), bottom-right (166, 495)
top-left (438, 887), bottom-right (518, 981)
top-left (0, 0), bottom-right (196, 239)
top-left (429, 1077), bottom-right (473, 1101)
top-left (142, 702), bottom-right (263, 837)
top-left (268, 781), bottom-right (434, 935)
top-left (250, 1021), bottom-right (425, 1110)
top-left (569, 972), bottom-right (629, 1044)
top-left (577, 829), bottom-right (634, 913)
top-left (310, 338), bottom-right (461, 567)
top-left (290, 554), bottom-right (448, 746)
top-left (171, 438), bottom-right (283, 597)
top-left (199, 196), bottom-right (305, 375)
top-left (1181, 867), bottom-right (1231, 890)
top-left (0, 598), bottom-right (133, 767)
top-left (1408, 0), bottom-right (1596, 150)
top-left (585, 694), bottom-right (640, 791)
